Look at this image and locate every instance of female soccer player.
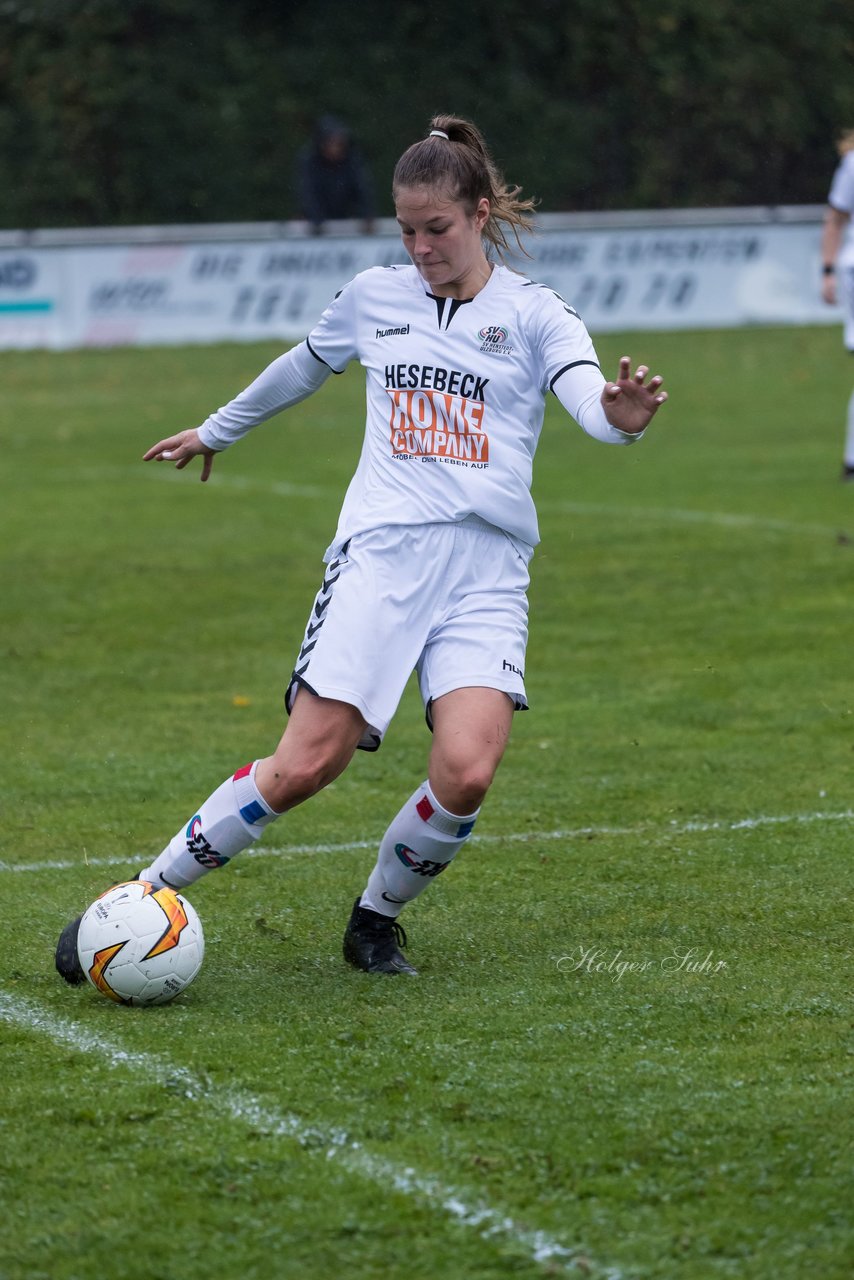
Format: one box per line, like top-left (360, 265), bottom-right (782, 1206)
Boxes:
top-left (820, 128), bottom-right (854, 479)
top-left (56, 115), bottom-right (667, 979)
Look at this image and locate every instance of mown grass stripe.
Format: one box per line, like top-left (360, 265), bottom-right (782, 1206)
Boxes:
top-left (30, 465), bottom-right (851, 538)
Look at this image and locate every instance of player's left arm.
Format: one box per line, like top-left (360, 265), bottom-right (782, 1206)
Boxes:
top-left (820, 205), bottom-right (850, 306)
top-left (600, 356), bottom-right (668, 435)
top-left (551, 355), bottom-right (667, 444)
top-left (539, 291), bottom-right (666, 442)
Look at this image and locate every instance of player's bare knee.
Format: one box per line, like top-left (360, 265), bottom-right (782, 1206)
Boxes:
top-left (431, 761), bottom-right (495, 814)
top-left (284, 756), bottom-right (338, 803)
top-left (258, 748), bottom-right (346, 810)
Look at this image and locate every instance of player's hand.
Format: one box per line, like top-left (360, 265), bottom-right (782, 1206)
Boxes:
top-left (601, 356), bottom-right (668, 434)
top-left (143, 429), bottom-right (217, 482)
top-left (821, 275), bottom-right (837, 306)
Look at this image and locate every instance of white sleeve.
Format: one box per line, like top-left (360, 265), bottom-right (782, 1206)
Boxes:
top-left (306, 275), bottom-right (361, 371)
top-left (196, 342), bottom-right (332, 451)
top-left (552, 361), bottom-right (645, 445)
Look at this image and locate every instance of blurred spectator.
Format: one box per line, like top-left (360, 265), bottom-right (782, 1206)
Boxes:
top-left (820, 128), bottom-right (854, 480)
top-left (296, 115), bottom-right (376, 235)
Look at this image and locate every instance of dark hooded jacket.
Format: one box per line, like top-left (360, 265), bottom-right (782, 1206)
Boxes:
top-left (296, 116), bottom-right (375, 228)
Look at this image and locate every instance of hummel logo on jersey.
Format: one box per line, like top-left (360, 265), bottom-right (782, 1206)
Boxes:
top-left (376, 324), bottom-right (410, 338)
top-left (479, 323), bottom-right (513, 355)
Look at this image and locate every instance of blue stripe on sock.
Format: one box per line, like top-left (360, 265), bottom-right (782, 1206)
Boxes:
top-left (457, 819), bottom-right (476, 839)
top-left (240, 800), bottom-right (267, 825)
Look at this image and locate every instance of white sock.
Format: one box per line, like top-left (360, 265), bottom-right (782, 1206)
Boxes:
top-left (361, 780), bottom-right (479, 918)
top-left (845, 388), bottom-right (854, 467)
top-left (139, 761), bottom-right (278, 889)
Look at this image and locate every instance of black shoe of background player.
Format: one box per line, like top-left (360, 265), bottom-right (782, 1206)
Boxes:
top-left (343, 897), bottom-right (418, 975)
top-left (55, 915), bottom-right (85, 985)
top-left (841, 463), bottom-right (854, 482)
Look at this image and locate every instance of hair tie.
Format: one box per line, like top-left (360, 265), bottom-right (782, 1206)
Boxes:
top-left (429, 129), bottom-right (449, 140)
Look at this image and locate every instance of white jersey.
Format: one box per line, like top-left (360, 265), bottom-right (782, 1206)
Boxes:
top-left (306, 263), bottom-right (630, 554)
top-left (828, 151), bottom-right (854, 268)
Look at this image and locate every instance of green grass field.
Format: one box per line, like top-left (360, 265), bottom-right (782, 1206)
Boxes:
top-left (1, 326), bottom-right (852, 1280)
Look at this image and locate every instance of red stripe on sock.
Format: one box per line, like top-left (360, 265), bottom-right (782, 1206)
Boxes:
top-left (416, 795), bottom-right (434, 823)
top-left (233, 762), bottom-right (254, 781)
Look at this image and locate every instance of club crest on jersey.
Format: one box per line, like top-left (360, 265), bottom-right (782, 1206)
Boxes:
top-left (478, 323), bottom-right (513, 356)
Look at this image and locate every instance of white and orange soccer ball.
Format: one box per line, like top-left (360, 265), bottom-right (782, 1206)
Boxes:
top-left (76, 880), bottom-right (204, 1006)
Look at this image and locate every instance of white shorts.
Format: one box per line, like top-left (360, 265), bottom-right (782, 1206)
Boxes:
top-left (285, 516), bottom-right (530, 750)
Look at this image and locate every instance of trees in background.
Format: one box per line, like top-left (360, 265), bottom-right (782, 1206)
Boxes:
top-left (1, 0), bottom-right (852, 229)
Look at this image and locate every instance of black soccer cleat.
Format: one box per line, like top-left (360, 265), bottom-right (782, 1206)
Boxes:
top-left (54, 873), bottom-right (147, 986)
top-left (55, 915), bottom-right (86, 985)
top-left (343, 897), bottom-right (418, 975)
top-left (841, 464), bottom-right (854, 482)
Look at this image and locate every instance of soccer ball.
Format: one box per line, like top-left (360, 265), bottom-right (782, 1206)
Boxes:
top-left (77, 880), bottom-right (204, 1006)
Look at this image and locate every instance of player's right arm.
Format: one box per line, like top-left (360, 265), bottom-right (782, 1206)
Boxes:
top-left (143, 340), bottom-right (333, 481)
top-left (822, 151), bottom-right (854, 306)
top-left (143, 427), bottom-right (217, 480)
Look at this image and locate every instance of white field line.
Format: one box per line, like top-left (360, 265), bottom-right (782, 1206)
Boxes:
top-left (0, 989), bottom-right (619, 1279)
top-left (3, 809), bottom-right (852, 877)
top-left (140, 466), bottom-right (327, 501)
top-left (540, 498), bottom-right (848, 539)
top-left (41, 463), bottom-right (325, 501)
top-left (47, 465), bottom-right (850, 539)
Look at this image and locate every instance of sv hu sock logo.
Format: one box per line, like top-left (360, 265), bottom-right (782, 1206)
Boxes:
top-left (394, 844), bottom-right (450, 877)
top-left (186, 816), bottom-right (230, 869)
